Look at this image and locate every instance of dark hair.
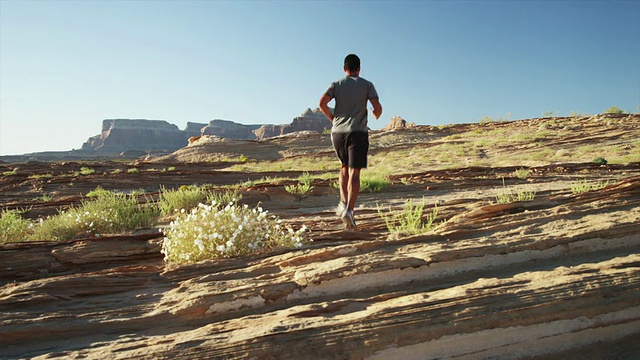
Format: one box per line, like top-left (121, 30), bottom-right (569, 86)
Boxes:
top-left (344, 54), bottom-right (360, 72)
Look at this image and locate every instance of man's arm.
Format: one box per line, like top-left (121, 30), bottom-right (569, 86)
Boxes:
top-left (319, 94), bottom-right (334, 121)
top-left (370, 97), bottom-right (382, 120)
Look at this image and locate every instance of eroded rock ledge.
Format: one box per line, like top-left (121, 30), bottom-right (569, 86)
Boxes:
top-left (1, 177), bottom-right (639, 359)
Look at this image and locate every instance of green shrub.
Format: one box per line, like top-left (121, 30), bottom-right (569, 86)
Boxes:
top-left (285, 172), bottom-right (315, 196)
top-left (571, 180), bottom-right (609, 194)
top-left (0, 209), bottom-right (32, 243)
top-left (33, 192), bottom-right (160, 241)
top-left (494, 178), bottom-right (536, 204)
top-left (604, 106), bottom-right (624, 114)
top-left (79, 166), bottom-right (96, 176)
top-left (2, 167), bottom-right (19, 176)
top-left (206, 190), bottom-right (241, 207)
top-left (593, 157), bottom-right (608, 165)
top-left (377, 198), bottom-right (438, 235)
top-left (361, 172), bottom-right (390, 193)
top-left (161, 200), bottom-right (310, 264)
top-left (514, 168), bottom-right (531, 179)
top-left (86, 186), bottom-right (114, 198)
top-left (158, 185), bottom-right (209, 216)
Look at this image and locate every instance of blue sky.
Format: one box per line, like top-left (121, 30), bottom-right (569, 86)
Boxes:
top-left (1, 0), bottom-right (638, 155)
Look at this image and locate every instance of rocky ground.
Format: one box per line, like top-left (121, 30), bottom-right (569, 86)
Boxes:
top-left (1, 115), bottom-right (639, 359)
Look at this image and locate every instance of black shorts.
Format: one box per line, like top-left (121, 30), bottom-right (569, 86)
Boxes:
top-left (331, 132), bottom-right (369, 169)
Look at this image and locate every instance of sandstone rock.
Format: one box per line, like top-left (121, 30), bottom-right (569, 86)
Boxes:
top-left (119, 149), bottom-right (147, 158)
top-left (201, 119), bottom-right (260, 140)
top-left (81, 119), bottom-right (188, 154)
top-left (183, 122), bottom-right (208, 137)
top-left (2, 116), bottom-right (640, 358)
top-left (383, 116), bottom-right (416, 131)
top-left (254, 108), bottom-right (331, 139)
top-left (1, 177), bottom-right (639, 359)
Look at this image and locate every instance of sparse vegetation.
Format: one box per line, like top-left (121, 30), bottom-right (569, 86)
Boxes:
top-left (285, 172), bottom-right (315, 196)
top-left (0, 209), bottom-right (32, 243)
top-left (127, 168), bottom-right (140, 174)
top-left (593, 157), bottom-right (608, 165)
top-left (360, 171), bottom-right (391, 193)
top-left (86, 186), bottom-right (114, 198)
top-left (29, 173), bottom-right (54, 180)
top-left (158, 185), bottom-right (209, 216)
top-left (571, 180), bottom-right (609, 194)
top-left (514, 168), bottom-right (531, 179)
top-left (0, 191), bottom-right (162, 243)
top-left (604, 106), bottom-right (624, 114)
top-left (161, 200), bottom-right (310, 264)
top-left (494, 178), bottom-right (536, 204)
top-left (378, 198), bottom-right (438, 236)
top-left (3, 167), bottom-right (19, 176)
top-left (79, 166), bottom-right (96, 176)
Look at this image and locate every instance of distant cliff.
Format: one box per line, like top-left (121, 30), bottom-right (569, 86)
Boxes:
top-left (254, 108), bottom-right (331, 139)
top-left (80, 109), bottom-right (332, 154)
top-left (81, 119), bottom-right (191, 153)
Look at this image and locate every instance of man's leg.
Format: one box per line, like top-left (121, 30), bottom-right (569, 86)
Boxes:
top-left (346, 167), bottom-right (361, 211)
top-left (339, 165), bottom-right (349, 206)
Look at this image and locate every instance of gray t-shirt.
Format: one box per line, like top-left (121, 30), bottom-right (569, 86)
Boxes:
top-left (325, 76), bottom-right (378, 133)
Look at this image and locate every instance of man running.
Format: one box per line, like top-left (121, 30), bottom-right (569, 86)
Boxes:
top-left (319, 54), bottom-right (383, 229)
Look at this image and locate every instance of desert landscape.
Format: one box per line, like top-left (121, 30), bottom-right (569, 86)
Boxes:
top-left (1, 113), bottom-right (639, 359)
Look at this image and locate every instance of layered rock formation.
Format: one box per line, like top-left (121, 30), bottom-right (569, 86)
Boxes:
top-left (1, 173), bottom-right (638, 359)
top-left (80, 109), bottom-right (332, 155)
top-left (1, 114), bottom-right (640, 358)
top-left (254, 108), bottom-right (331, 139)
top-left (81, 119), bottom-right (189, 154)
top-left (183, 122), bottom-right (208, 138)
top-left (382, 116), bottom-right (418, 131)
top-left (201, 119), bottom-right (261, 140)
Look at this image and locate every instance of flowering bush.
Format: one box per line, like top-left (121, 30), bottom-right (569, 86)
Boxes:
top-left (162, 200), bottom-right (310, 264)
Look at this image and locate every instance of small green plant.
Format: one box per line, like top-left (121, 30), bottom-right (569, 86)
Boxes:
top-left (86, 186), bottom-right (114, 198)
top-left (28, 173), bottom-right (53, 180)
top-left (514, 168), bottom-right (531, 179)
top-left (238, 154), bottom-right (249, 163)
top-left (494, 178), bottom-right (536, 204)
top-left (285, 172), bottom-right (315, 196)
top-left (571, 180), bottom-right (609, 194)
top-left (479, 116), bottom-right (494, 125)
top-left (322, 128), bottom-right (332, 135)
top-left (0, 209), bottom-right (32, 243)
top-left (2, 167), bottom-right (19, 176)
top-left (79, 167), bottom-right (96, 176)
top-left (161, 200), bottom-right (310, 264)
top-left (111, 169), bottom-right (123, 174)
top-left (33, 192), bottom-right (160, 241)
top-left (360, 172), bottom-right (391, 193)
top-left (158, 185), bottom-right (209, 216)
top-left (39, 194), bottom-right (52, 202)
top-left (604, 106), bottom-right (624, 114)
top-left (593, 157), bottom-right (608, 165)
top-left (285, 182), bottom-right (314, 196)
top-left (206, 190), bottom-right (241, 206)
top-left (377, 198), bottom-right (438, 235)
top-left (127, 168), bottom-right (140, 174)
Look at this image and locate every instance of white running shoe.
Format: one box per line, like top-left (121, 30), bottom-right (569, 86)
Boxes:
top-left (335, 202), bottom-right (346, 216)
top-left (341, 209), bottom-right (356, 230)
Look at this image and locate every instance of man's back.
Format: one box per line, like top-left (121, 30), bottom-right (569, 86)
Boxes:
top-left (326, 76), bottom-right (378, 133)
